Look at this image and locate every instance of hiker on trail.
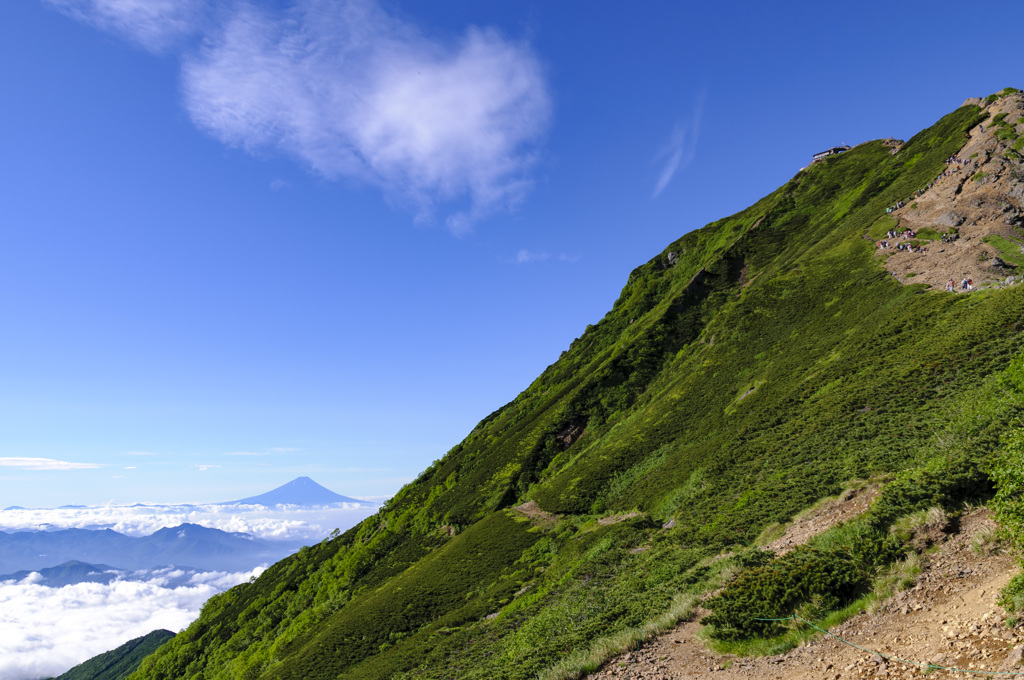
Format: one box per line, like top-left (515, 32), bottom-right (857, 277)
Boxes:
top-left (967, 279), bottom-right (974, 290)
top-left (946, 279), bottom-right (955, 292)
top-left (961, 278), bottom-right (969, 290)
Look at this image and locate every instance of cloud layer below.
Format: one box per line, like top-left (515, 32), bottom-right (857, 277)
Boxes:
top-left (44, 0), bottom-right (551, 232)
top-left (0, 501), bottom-right (378, 541)
top-left (0, 566), bottom-right (262, 680)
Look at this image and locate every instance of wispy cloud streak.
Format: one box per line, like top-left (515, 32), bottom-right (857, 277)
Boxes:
top-left (652, 93), bottom-right (705, 198)
top-left (0, 457), bottom-right (101, 471)
top-left (43, 0), bottom-right (210, 51)
top-left (516, 249), bottom-right (549, 264)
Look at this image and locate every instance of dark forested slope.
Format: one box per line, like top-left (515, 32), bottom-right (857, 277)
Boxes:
top-left (48, 630), bottom-right (174, 680)
top-left (131, 89), bottom-right (1024, 680)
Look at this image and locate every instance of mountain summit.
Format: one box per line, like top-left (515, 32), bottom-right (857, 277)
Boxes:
top-left (224, 476), bottom-right (368, 507)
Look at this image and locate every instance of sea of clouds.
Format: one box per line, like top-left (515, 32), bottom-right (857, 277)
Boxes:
top-left (0, 501), bottom-right (380, 541)
top-left (0, 565), bottom-right (263, 680)
top-left (0, 501), bottom-right (380, 679)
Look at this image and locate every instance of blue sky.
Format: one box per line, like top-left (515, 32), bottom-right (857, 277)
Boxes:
top-left (2, 0), bottom-right (1022, 507)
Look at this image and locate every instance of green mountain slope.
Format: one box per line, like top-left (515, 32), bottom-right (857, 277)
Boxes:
top-left (131, 91), bottom-right (1024, 680)
top-left (48, 630), bottom-right (174, 680)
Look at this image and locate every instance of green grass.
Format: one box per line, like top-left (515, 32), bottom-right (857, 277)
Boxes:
top-left (535, 593), bottom-right (699, 680)
top-left (868, 215), bottom-right (899, 240)
top-left (702, 597), bottom-right (868, 658)
top-left (983, 234), bottom-right (1024, 266)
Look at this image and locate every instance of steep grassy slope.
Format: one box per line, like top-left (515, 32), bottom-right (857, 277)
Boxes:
top-left (132, 95), bottom-right (1024, 680)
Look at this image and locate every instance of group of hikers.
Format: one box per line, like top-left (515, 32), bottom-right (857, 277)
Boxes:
top-left (877, 227), bottom-right (960, 252)
top-left (878, 240), bottom-right (927, 253)
top-left (945, 278), bottom-right (974, 292)
top-left (885, 156), bottom-right (973, 214)
top-left (877, 228), bottom-right (926, 252)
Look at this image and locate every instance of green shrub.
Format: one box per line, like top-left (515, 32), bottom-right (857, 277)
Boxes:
top-left (1001, 573), bottom-right (1024, 614)
top-left (868, 456), bottom-right (993, 529)
top-left (701, 525), bottom-right (902, 640)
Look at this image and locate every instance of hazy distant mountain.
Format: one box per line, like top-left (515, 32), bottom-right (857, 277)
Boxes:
top-left (0, 560), bottom-right (122, 586)
top-left (223, 476), bottom-right (370, 506)
top-left (0, 560), bottom-right (210, 588)
top-left (0, 523), bottom-right (303, 573)
top-left (45, 629), bottom-right (174, 680)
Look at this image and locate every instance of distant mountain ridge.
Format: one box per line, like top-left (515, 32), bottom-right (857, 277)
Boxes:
top-left (0, 523), bottom-right (302, 573)
top-left (0, 560), bottom-right (214, 588)
top-left (222, 476), bottom-right (370, 506)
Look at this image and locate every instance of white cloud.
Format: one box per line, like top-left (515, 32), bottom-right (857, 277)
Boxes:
top-left (46, 0), bottom-right (550, 233)
top-left (0, 567), bottom-right (261, 680)
top-left (181, 0), bottom-right (550, 233)
top-left (223, 451), bottom-right (271, 456)
top-left (0, 457), bottom-right (101, 471)
top-left (0, 502), bottom-right (377, 541)
top-left (652, 93), bottom-right (705, 198)
top-left (42, 0), bottom-right (209, 51)
top-left (195, 464), bottom-right (221, 471)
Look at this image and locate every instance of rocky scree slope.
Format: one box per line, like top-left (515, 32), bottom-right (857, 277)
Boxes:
top-left (879, 91), bottom-right (1024, 290)
top-left (130, 90), bottom-right (1024, 680)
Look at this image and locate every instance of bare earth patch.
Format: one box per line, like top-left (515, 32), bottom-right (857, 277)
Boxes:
top-left (598, 511), bottom-right (642, 526)
top-left (763, 485), bottom-right (880, 556)
top-left (514, 500), bottom-right (559, 522)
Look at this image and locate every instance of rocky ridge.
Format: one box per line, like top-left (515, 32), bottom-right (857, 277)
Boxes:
top-left (880, 91), bottom-right (1024, 291)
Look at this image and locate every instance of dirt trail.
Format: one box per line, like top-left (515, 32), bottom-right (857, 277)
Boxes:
top-left (586, 510), bottom-right (1021, 680)
top-left (876, 92), bottom-right (1024, 291)
top-left (763, 485), bottom-right (879, 557)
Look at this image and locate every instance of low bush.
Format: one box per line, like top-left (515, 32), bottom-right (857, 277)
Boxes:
top-left (701, 524), bottom-right (902, 641)
top-left (868, 456), bottom-right (993, 529)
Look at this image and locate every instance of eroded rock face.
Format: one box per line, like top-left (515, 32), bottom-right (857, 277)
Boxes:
top-left (935, 211), bottom-right (965, 227)
top-left (878, 91), bottom-right (1024, 291)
